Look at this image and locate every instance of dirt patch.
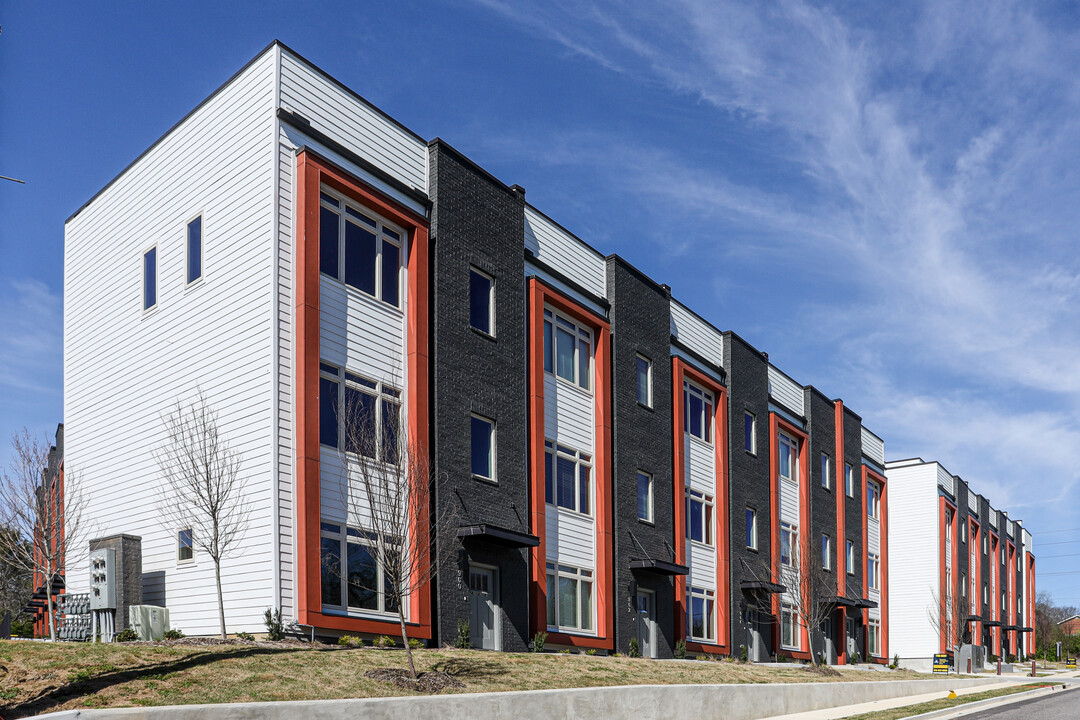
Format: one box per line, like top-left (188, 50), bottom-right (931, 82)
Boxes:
top-left (802, 664), bottom-right (842, 677)
top-left (364, 667), bottom-right (465, 694)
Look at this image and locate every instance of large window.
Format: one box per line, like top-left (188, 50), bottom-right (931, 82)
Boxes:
top-left (846, 540), bottom-right (855, 575)
top-left (744, 412), bottom-right (756, 454)
top-left (687, 587), bottom-right (715, 642)
top-left (822, 534), bottom-right (832, 570)
top-left (636, 355), bottom-right (652, 407)
top-left (318, 362), bottom-right (400, 463)
top-left (779, 433), bottom-right (799, 484)
top-left (684, 381), bottom-right (714, 442)
top-left (781, 603), bottom-right (798, 649)
top-left (868, 618), bottom-right (880, 656)
top-left (543, 308), bottom-right (592, 390)
top-left (177, 528), bottom-right (193, 563)
top-left (320, 521), bottom-right (400, 615)
top-left (546, 563), bottom-right (593, 633)
top-left (686, 489), bottom-right (714, 545)
top-left (820, 453), bottom-right (831, 490)
top-left (867, 482), bottom-right (879, 519)
top-left (471, 414), bottom-right (495, 480)
top-left (545, 441), bottom-right (592, 515)
top-left (637, 471), bottom-right (653, 522)
top-left (781, 522), bottom-right (797, 566)
top-left (869, 553), bottom-right (880, 590)
top-left (469, 268), bottom-right (495, 336)
top-left (746, 507), bottom-right (757, 550)
top-left (319, 190), bottom-right (402, 308)
top-left (143, 246), bottom-right (157, 311)
top-left (187, 216), bottom-right (202, 285)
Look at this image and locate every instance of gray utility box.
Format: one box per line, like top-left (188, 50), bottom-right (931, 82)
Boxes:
top-left (89, 548), bottom-right (116, 610)
top-left (129, 605), bottom-right (170, 641)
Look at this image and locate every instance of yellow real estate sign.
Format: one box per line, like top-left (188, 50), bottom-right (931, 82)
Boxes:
top-left (933, 653), bottom-right (950, 673)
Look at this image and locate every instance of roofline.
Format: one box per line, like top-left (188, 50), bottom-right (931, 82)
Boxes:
top-left (428, 137), bottom-right (516, 197)
top-left (606, 253), bottom-right (670, 297)
top-left (524, 202), bottom-right (607, 263)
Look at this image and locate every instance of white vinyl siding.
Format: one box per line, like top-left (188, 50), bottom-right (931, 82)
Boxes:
top-left (670, 301), bottom-right (725, 370)
top-left (318, 277), bottom-right (405, 384)
top-left (545, 509), bottom-right (595, 570)
top-left (63, 48), bottom-right (279, 634)
top-left (274, 120), bottom-right (295, 617)
top-left (861, 427), bottom-right (885, 466)
top-left (768, 365), bottom-right (804, 416)
top-left (524, 206), bottom-right (606, 298)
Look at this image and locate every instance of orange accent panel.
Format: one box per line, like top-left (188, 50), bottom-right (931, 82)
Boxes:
top-left (527, 281), bottom-right (548, 636)
top-left (294, 150), bottom-right (431, 637)
top-left (672, 358), bottom-right (687, 642)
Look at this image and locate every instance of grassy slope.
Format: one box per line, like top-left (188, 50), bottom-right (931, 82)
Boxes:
top-left (1, 641), bottom-right (932, 719)
top-left (845, 683), bottom-right (1053, 720)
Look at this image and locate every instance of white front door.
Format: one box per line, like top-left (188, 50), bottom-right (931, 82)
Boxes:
top-left (468, 566), bottom-right (498, 650)
top-left (636, 591), bottom-right (656, 658)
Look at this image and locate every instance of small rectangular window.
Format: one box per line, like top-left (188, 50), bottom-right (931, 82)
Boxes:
top-left (867, 482), bottom-right (879, 519)
top-left (320, 375), bottom-right (339, 448)
top-left (779, 433), bottom-right (798, 484)
top-left (469, 268), bottom-right (495, 335)
top-left (187, 216), bottom-right (202, 284)
top-left (822, 534), bottom-right (831, 570)
top-left (471, 415), bottom-right (495, 480)
top-left (684, 381), bottom-right (714, 443)
top-left (177, 528), bottom-right (193, 562)
top-left (781, 603), bottom-right (797, 649)
top-left (820, 453), bottom-right (831, 490)
top-left (637, 471), bottom-right (653, 522)
top-left (846, 540), bottom-right (855, 575)
top-left (544, 308), bottom-right (592, 390)
top-left (744, 412), bottom-right (756, 454)
top-left (844, 463), bottom-right (854, 497)
top-left (143, 247), bottom-right (157, 310)
top-left (686, 489), bottom-right (714, 545)
top-left (636, 355), bottom-right (652, 407)
top-left (687, 587), bottom-right (715, 641)
top-left (869, 553), bottom-right (880, 589)
top-left (781, 522), bottom-right (796, 566)
top-left (746, 507), bottom-right (757, 549)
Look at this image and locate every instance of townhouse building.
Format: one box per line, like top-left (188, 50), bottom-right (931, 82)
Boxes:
top-left (886, 458), bottom-right (1036, 667)
top-left (62, 41), bottom-right (890, 663)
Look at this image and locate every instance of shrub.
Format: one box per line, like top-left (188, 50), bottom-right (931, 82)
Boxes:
top-left (114, 628), bottom-right (138, 643)
top-left (739, 644), bottom-right (748, 662)
top-left (338, 635), bottom-right (359, 646)
top-left (263, 607), bottom-right (284, 641)
top-left (408, 638), bottom-right (423, 650)
top-left (532, 631), bottom-right (547, 653)
top-left (851, 651), bottom-right (861, 664)
top-left (163, 629), bottom-right (185, 640)
top-left (559, 648), bottom-right (572, 654)
top-left (628, 638), bottom-right (641, 658)
top-left (374, 635), bottom-right (396, 648)
top-left (890, 653), bottom-right (900, 669)
top-left (456, 619), bottom-right (471, 649)
top-left (585, 648), bottom-right (598, 656)
top-left (236, 631), bottom-right (255, 641)
top-left (674, 639), bottom-right (687, 659)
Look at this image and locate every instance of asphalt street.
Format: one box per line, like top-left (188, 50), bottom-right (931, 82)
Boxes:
top-left (969, 687), bottom-right (1080, 719)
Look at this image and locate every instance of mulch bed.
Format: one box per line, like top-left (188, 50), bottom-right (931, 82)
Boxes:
top-left (364, 667), bottom-right (465, 694)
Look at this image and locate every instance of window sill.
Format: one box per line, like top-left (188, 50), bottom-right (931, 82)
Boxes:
top-left (746, 450), bottom-right (757, 457)
top-left (470, 326), bottom-right (497, 342)
top-left (321, 607), bottom-right (402, 621)
top-left (637, 401), bottom-right (654, 412)
top-left (548, 503), bottom-right (594, 520)
top-left (638, 518), bottom-right (655, 527)
top-left (746, 546), bottom-right (759, 553)
top-left (546, 372), bottom-right (594, 396)
top-left (184, 277), bottom-right (205, 293)
top-left (320, 273), bottom-right (404, 315)
top-left (141, 305), bottom-right (160, 319)
top-left (546, 626), bottom-right (598, 638)
top-left (689, 539), bottom-right (716, 550)
top-left (472, 474), bottom-right (498, 486)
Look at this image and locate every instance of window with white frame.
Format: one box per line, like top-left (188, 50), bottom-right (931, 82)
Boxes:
top-left (781, 522), bottom-right (797, 566)
top-left (781, 603), bottom-right (798, 649)
top-left (686, 489), bottom-right (714, 545)
top-left (746, 507), bottom-right (757, 550)
top-left (867, 482), bottom-right (880, 519)
top-left (945, 510), bottom-right (953, 543)
top-left (684, 380), bottom-right (714, 443)
top-left (779, 433), bottom-right (799, 484)
top-left (744, 411), bottom-right (756, 454)
top-left (469, 267), bottom-right (495, 336)
top-left (821, 453), bottom-right (831, 490)
top-left (687, 586), bottom-right (715, 642)
top-left (471, 414), bottom-right (495, 480)
top-left (961, 521), bottom-right (966, 542)
top-left (143, 246), bottom-right (157, 311)
top-left (543, 308), bottom-right (592, 390)
top-left (177, 528), bottom-right (193, 563)
top-left (868, 552), bottom-right (880, 590)
top-left (846, 540), bottom-right (855, 575)
top-left (320, 521), bottom-right (401, 615)
top-left (844, 463), bottom-right (854, 497)
top-left (868, 618), bottom-right (881, 656)
top-left (318, 362), bottom-right (400, 462)
top-left (636, 354), bottom-right (652, 407)
top-left (319, 189), bottom-right (402, 308)
top-left (637, 470), bottom-right (653, 522)
top-left (187, 216), bottom-right (202, 285)
top-left (546, 563), bottom-right (594, 632)
top-left (822, 534), bottom-right (832, 570)
top-left (545, 440), bottom-right (592, 515)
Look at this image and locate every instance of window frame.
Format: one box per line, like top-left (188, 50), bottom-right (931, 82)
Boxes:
top-left (780, 522), bottom-right (797, 567)
top-left (543, 307), bottom-right (593, 391)
top-left (844, 463), bottom-right (854, 498)
top-left (683, 380), bottom-right (714, 444)
top-left (546, 562), bottom-right (595, 634)
top-left (468, 266), bottom-right (496, 337)
top-left (746, 507), bottom-right (758, 550)
top-left (319, 520), bottom-right (403, 618)
top-left (744, 411), bottom-right (756, 455)
top-left (686, 586), bottom-right (716, 642)
top-left (318, 361), bottom-right (401, 464)
top-left (780, 603), bottom-right (798, 650)
top-left (868, 552), bottom-right (880, 590)
top-left (142, 244), bottom-right (158, 313)
top-left (318, 187), bottom-right (405, 309)
top-left (778, 432), bottom-right (799, 485)
top-left (868, 618), bottom-right (881, 656)
top-left (822, 534), bottom-right (832, 570)
top-left (846, 540), bottom-right (855, 576)
top-left (635, 354), bottom-right (653, 408)
top-left (867, 482), bottom-right (880, 519)
top-left (177, 528), bottom-right (194, 564)
top-left (636, 470), bottom-right (653, 523)
top-left (820, 453), bottom-right (831, 490)
top-left (686, 488), bottom-right (715, 546)
top-left (470, 413), bottom-right (496, 482)
top-left (544, 440), bottom-right (593, 516)
top-left (186, 214), bottom-right (203, 287)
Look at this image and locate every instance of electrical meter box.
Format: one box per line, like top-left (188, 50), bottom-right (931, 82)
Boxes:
top-left (89, 548), bottom-right (117, 610)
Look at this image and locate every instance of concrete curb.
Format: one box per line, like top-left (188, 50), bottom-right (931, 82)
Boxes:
top-left (897, 681), bottom-right (1076, 720)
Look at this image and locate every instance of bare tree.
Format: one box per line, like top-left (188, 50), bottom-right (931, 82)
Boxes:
top-left (0, 430), bottom-right (89, 641)
top-left (155, 391), bottom-right (249, 640)
top-left (928, 586), bottom-right (971, 656)
top-left (783, 528), bottom-right (838, 666)
top-left (330, 376), bottom-right (452, 678)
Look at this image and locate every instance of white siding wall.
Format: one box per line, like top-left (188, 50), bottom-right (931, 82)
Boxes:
top-left (884, 462), bottom-right (942, 660)
top-left (685, 435), bottom-right (717, 593)
top-left (275, 121), bottom-right (295, 617)
top-left (779, 479), bottom-right (799, 526)
top-left (64, 49), bottom-right (278, 634)
top-left (278, 49), bottom-right (427, 193)
top-left (318, 279), bottom-right (405, 383)
top-left (524, 207), bottom-right (606, 299)
top-left (938, 466), bottom-right (956, 498)
top-left (689, 543), bottom-right (716, 589)
top-left (546, 511), bottom-right (595, 569)
top-left (861, 428), bottom-right (885, 466)
top-left (670, 302), bottom-right (724, 370)
top-left (768, 366), bottom-right (805, 416)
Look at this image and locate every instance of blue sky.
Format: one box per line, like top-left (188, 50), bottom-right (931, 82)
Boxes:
top-left (2, 1), bottom-right (1079, 606)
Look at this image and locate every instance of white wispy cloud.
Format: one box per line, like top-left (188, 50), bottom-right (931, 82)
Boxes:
top-left (0, 278), bottom-right (62, 396)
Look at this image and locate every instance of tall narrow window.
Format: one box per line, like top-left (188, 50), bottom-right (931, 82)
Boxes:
top-left (319, 364), bottom-right (340, 448)
top-left (471, 415), bottom-right (495, 480)
top-left (867, 482), bottom-right (879, 519)
top-left (844, 463), bottom-right (854, 497)
top-left (869, 553), bottom-right (880, 589)
top-left (779, 433), bottom-right (798, 484)
top-left (746, 507), bottom-right (757, 550)
top-left (542, 308), bottom-right (592, 390)
top-left (546, 563), bottom-right (594, 632)
top-left (684, 381), bottom-right (714, 443)
top-left (820, 453), bottom-right (831, 490)
top-left (177, 528), bottom-right (193, 562)
top-left (637, 471), bottom-right (653, 522)
top-left (780, 522), bottom-right (796, 566)
top-left (320, 193), bottom-right (340, 279)
top-left (687, 587), bottom-right (715, 641)
top-left (544, 441), bottom-right (592, 515)
top-left (686, 490), bottom-right (714, 545)
top-left (846, 540), bottom-right (855, 575)
top-left (822, 534), bottom-right (832, 570)
top-left (745, 412), bottom-right (756, 453)
top-left (187, 216), bottom-right (202, 284)
top-left (469, 268), bottom-right (495, 336)
top-left (636, 355), bottom-right (652, 407)
top-left (781, 604), bottom-right (797, 649)
top-left (143, 247), bottom-right (157, 310)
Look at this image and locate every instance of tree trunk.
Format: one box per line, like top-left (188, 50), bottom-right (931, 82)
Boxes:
top-left (399, 606), bottom-right (416, 678)
top-left (46, 577), bottom-right (56, 642)
top-left (214, 559), bottom-right (227, 640)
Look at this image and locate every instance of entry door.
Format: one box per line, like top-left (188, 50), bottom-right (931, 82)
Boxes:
top-left (636, 591), bottom-right (656, 658)
top-left (823, 615), bottom-right (837, 665)
top-left (846, 617), bottom-right (857, 660)
top-left (468, 567), bottom-right (498, 650)
top-left (746, 608), bottom-right (766, 662)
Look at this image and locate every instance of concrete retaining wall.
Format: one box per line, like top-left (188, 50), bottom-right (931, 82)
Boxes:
top-left (34, 676), bottom-right (1008, 720)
